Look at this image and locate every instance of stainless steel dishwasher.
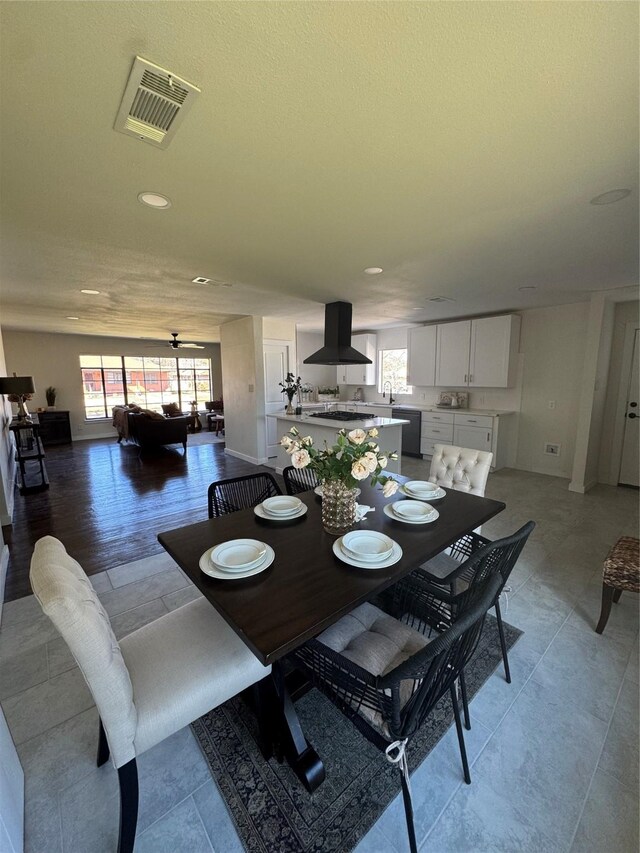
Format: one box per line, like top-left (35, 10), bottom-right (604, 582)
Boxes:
top-left (391, 408), bottom-right (422, 457)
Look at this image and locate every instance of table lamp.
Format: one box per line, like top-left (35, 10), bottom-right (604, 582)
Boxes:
top-left (0, 374), bottom-right (36, 421)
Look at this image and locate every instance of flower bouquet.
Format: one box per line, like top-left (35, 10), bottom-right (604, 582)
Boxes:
top-left (281, 425), bottom-right (399, 534)
top-left (279, 372), bottom-right (302, 414)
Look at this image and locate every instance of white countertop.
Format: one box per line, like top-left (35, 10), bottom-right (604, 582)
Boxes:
top-left (347, 402), bottom-right (515, 417)
top-left (267, 413), bottom-right (409, 428)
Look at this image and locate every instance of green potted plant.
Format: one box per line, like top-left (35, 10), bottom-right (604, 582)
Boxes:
top-left (45, 386), bottom-right (57, 409)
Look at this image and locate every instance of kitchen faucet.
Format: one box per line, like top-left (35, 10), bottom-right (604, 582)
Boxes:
top-left (382, 381), bottom-right (396, 405)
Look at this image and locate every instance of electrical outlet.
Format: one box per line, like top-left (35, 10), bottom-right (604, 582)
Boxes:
top-left (548, 400), bottom-right (556, 409)
top-left (421, 393), bottom-right (426, 400)
top-left (248, 383), bottom-right (254, 393)
top-left (544, 443), bottom-right (561, 456)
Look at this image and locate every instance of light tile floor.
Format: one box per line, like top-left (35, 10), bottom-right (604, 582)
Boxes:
top-left (1, 468), bottom-right (638, 852)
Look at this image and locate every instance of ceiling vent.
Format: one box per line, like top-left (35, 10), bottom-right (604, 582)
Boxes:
top-left (428, 296), bottom-right (456, 303)
top-left (115, 57), bottom-right (200, 149)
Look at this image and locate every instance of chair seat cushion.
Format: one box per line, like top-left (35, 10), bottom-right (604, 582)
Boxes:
top-left (316, 602), bottom-right (430, 736)
top-left (603, 536), bottom-right (640, 592)
top-left (418, 551), bottom-right (460, 582)
top-left (120, 596), bottom-right (270, 756)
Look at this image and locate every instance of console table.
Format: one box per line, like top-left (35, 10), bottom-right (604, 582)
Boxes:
top-left (9, 416), bottom-right (49, 494)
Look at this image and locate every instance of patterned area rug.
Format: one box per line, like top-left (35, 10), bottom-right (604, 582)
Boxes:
top-left (192, 616), bottom-right (521, 852)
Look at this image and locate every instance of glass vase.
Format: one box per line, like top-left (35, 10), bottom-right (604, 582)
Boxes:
top-left (321, 479), bottom-right (358, 536)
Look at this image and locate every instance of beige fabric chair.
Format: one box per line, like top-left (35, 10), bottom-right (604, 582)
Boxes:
top-left (30, 536), bottom-right (271, 853)
top-left (428, 444), bottom-right (493, 497)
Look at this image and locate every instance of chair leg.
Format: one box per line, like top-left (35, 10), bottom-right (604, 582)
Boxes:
top-left (450, 684), bottom-right (471, 784)
top-left (613, 588), bottom-right (623, 603)
top-left (96, 717), bottom-right (110, 767)
top-left (117, 758), bottom-right (139, 853)
top-left (596, 583), bottom-right (616, 634)
top-left (459, 671), bottom-right (471, 730)
top-left (494, 598), bottom-right (511, 684)
top-left (399, 763), bottom-right (418, 853)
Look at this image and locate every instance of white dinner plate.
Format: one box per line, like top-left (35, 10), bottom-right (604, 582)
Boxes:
top-left (314, 485), bottom-right (361, 498)
top-left (342, 530), bottom-right (394, 562)
top-left (333, 537), bottom-right (402, 570)
top-left (211, 538), bottom-right (268, 570)
top-left (200, 545), bottom-right (275, 580)
top-left (262, 496), bottom-right (302, 516)
top-left (383, 504), bottom-right (440, 524)
top-left (400, 485), bottom-right (446, 501)
top-left (391, 500), bottom-right (434, 521)
top-left (254, 502), bottom-right (308, 521)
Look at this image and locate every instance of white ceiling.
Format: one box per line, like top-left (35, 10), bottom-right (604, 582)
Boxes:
top-left (0, 2), bottom-right (637, 342)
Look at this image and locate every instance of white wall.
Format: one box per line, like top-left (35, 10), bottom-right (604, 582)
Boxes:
top-left (0, 326), bottom-right (16, 525)
top-left (295, 331), bottom-right (337, 389)
top-left (1, 330), bottom-right (222, 441)
top-left (598, 300), bottom-right (639, 484)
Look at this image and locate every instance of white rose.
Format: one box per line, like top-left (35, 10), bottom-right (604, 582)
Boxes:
top-left (367, 443), bottom-right (379, 452)
top-left (368, 428), bottom-right (379, 438)
top-left (363, 451), bottom-right (378, 472)
top-left (382, 479), bottom-right (399, 497)
top-left (378, 455), bottom-right (388, 469)
top-left (280, 435), bottom-right (293, 448)
top-left (302, 435), bottom-right (313, 446)
top-left (348, 428), bottom-right (367, 445)
top-left (351, 459), bottom-right (370, 480)
top-left (291, 449), bottom-right (311, 469)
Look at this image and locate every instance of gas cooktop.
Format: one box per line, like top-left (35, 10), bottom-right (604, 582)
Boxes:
top-left (307, 410), bottom-right (370, 421)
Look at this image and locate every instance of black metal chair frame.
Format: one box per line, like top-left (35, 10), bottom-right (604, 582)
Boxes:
top-left (291, 574), bottom-right (503, 853)
top-left (207, 472), bottom-right (282, 518)
top-left (283, 464), bottom-right (320, 496)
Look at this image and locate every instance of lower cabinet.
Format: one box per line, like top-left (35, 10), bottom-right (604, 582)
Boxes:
top-left (420, 410), bottom-right (515, 470)
top-left (37, 410), bottom-right (72, 446)
top-left (453, 424), bottom-right (492, 453)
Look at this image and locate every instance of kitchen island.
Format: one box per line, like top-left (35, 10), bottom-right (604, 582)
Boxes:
top-left (268, 411), bottom-right (409, 475)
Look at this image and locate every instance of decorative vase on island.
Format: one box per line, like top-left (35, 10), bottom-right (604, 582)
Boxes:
top-left (321, 480), bottom-right (358, 536)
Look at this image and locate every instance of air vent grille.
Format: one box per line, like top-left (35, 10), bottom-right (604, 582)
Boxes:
top-left (115, 57), bottom-right (200, 149)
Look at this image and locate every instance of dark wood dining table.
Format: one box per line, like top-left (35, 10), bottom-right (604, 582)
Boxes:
top-left (158, 476), bottom-right (505, 790)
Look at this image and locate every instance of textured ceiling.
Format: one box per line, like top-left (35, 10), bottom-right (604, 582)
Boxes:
top-left (0, 1), bottom-right (637, 342)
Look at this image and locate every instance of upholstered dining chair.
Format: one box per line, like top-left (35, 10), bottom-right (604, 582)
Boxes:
top-left (283, 464), bottom-right (320, 496)
top-left (428, 444), bottom-right (493, 496)
top-left (411, 521), bottom-right (535, 719)
top-left (207, 472), bottom-right (281, 518)
top-left (30, 536), bottom-right (271, 853)
top-left (292, 573), bottom-right (502, 853)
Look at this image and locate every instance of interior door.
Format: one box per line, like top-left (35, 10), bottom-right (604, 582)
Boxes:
top-left (618, 329), bottom-right (639, 487)
top-left (264, 343), bottom-right (290, 460)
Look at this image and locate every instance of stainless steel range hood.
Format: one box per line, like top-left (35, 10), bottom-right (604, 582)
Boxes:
top-left (303, 302), bottom-right (372, 366)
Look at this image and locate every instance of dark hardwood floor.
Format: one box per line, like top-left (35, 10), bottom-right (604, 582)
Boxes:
top-left (3, 436), bottom-right (271, 602)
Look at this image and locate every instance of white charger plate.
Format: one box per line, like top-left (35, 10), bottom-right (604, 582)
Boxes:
top-left (383, 503), bottom-right (439, 524)
top-left (400, 485), bottom-right (446, 501)
top-left (254, 502), bottom-right (308, 521)
top-left (212, 538), bottom-right (268, 570)
top-left (262, 496), bottom-right (302, 516)
top-left (342, 530), bottom-right (394, 562)
top-left (314, 486), bottom-right (361, 498)
top-left (200, 544), bottom-right (275, 580)
top-left (333, 537), bottom-right (402, 569)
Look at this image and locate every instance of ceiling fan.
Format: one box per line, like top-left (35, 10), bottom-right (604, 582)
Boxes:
top-left (167, 332), bottom-right (204, 349)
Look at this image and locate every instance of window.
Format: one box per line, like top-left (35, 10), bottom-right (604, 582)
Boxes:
top-left (378, 349), bottom-right (412, 395)
top-left (80, 354), bottom-right (212, 418)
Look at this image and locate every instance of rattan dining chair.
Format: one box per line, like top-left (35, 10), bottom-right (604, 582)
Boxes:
top-left (291, 573), bottom-right (502, 853)
top-left (30, 536), bottom-right (271, 853)
top-left (207, 472), bottom-right (282, 518)
top-left (283, 464), bottom-right (320, 496)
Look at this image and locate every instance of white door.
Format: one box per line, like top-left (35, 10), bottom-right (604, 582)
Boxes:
top-left (435, 321), bottom-right (471, 387)
top-left (407, 325), bottom-right (437, 386)
top-left (264, 343), bottom-right (290, 459)
top-left (453, 424), bottom-right (492, 453)
top-left (469, 315), bottom-right (513, 387)
top-left (618, 329), bottom-right (639, 487)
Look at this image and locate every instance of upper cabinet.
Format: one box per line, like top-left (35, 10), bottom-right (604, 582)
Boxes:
top-left (408, 314), bottom-right (521, 388)
top-left (338, 333), bottom-right (377, 385)
top-left (469, 315), bottom-right (520, 388)
top-left (435, 320), bottom-right (472, 387)
top-left (407, 325), bottom-right (437, 387)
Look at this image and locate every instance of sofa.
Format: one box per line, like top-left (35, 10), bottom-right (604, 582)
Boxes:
top-left (112, 406), bottom-right (188, 452)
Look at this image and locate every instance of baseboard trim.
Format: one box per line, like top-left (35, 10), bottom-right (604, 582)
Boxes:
top-left (568, 478), bottom-right (598, 494)
top-left (224, 448), bottom-right (268, 466)
top-left (72, 432), bottom-right (114, 441)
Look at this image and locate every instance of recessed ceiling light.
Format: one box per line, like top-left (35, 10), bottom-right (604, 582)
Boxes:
top-left (80, 289), bottom-right (101, 295)
top-left (364, 267), bottom-right (383, 275)
top-left (590, 189), bottom-right (631, 205)
top-left (192, 276), bottom-right (211, 285)
top-left (519, 286), bottom-right (537, 291)
top-left (138, 191), bottom-right (172, 209)
top-left (66, 316), bottom-right (79, 320)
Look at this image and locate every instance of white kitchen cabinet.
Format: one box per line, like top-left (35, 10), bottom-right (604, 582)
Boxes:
top-left (407, 325), bottom-right (437, 386)
top-left (435, 321), bottom-right (471, 387)
top-left (337, 334), bottom-right (377, 385)
top-left (453, 424), bottom-right (493, 453)
top-left (469, 315), bottom-right (521, 388)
